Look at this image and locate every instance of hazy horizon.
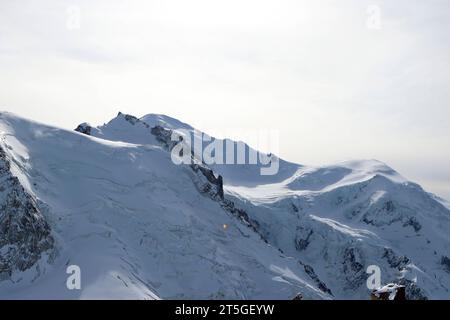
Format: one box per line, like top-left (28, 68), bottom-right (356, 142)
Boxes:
top-left (1, 0), bottom-right (449, 200)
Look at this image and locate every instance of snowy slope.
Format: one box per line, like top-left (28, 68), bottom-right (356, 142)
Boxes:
top-left (1, 111), bottom-right (449, 299)
top-left (226, 162), bottom-right (450, 299)
top-left (0, 112), bottom-right (328, 300)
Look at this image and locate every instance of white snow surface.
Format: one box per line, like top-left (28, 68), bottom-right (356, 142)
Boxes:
top-left (0, 111), bottom-right (449, 300)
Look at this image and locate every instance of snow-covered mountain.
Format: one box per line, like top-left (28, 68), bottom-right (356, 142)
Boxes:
top-left (0, 111), bottom-right (449, 299)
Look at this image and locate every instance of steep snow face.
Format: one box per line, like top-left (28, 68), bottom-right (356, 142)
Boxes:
top-left (0, 112), bottom-right (328, 300)
top-left (1, 110), bottom-right (450, 300)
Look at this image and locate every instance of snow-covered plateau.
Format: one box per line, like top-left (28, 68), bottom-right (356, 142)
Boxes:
top-left (0, 111), bottom-right (449, 299)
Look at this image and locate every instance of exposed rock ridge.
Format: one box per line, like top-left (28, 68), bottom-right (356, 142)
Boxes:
top-left (0, 145), bottom-right (54, 281)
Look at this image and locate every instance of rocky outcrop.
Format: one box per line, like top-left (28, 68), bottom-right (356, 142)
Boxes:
top-left (292, 293), bottom-right (303, 300)
top-left (383, 248), bottom-right (410, 270)
top-left (294, 227), bottom-right (313, 251)
top-left (118, 112), bottom-right (146, 126)
top-left (151, 125), bottom-right (181, 151)
top-left (398, 278), bottom-right (428, 300)
top-left (0, 146), bottom-right (54, 280)
top-left (342, 247), bottom-right (366, 289)
top-left (190, 163), bottom-right (224, 200)
top-left (299, 261), bottom-right (333, 295)
top-left (75, 123), bottom-right (92, 135)
top-left (441, 256), bottom-right (450, 273)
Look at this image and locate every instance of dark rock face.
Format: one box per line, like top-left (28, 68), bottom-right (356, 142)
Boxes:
top-left (342, 247), bottom-right (366, 289)
top-left (300, 262), bottom-right (333, 295)
top-left (75, 123), bottom-right (92, 135)
top-left (292, 293), bottom-right (303, 300)
top-left (118, 112), bottom-right (144, 126)
top-left (398, 278), bottom-right (428, 300)
top-left (383, 248), bottom-right (410, 270)
top-left (191, 164), bottom-right (224, 200)
top-left (384, 200), bottom-right (395, 213)
top-left (0, 147), bottom-right (54, 280)
top-left (294, 227), bottom-right (313, 251)
top-left (151, 125), bottom-right (182, 152)
top-left (402, 216), bottom-right (422, 232)
top-left (123, 114), bottom-right (139, 125)
top-left (441, 256), bottom-right (450, 273)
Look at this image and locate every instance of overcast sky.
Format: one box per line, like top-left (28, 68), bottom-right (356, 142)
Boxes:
top-left (1, 0), bottom-right (449, 200)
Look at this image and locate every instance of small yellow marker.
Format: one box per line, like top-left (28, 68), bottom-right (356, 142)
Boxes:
top-left (223, 224), bottom-right (228, 230)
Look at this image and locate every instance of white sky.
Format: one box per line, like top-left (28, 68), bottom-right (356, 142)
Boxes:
top-left (1, 0), bottom-right (449, 200)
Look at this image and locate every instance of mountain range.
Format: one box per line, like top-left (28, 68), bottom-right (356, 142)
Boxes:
top-left (0, 111), bottom-right (449, 299)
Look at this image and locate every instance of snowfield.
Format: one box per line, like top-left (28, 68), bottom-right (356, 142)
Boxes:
top-left (0, 111), bottom-right (449, 299)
